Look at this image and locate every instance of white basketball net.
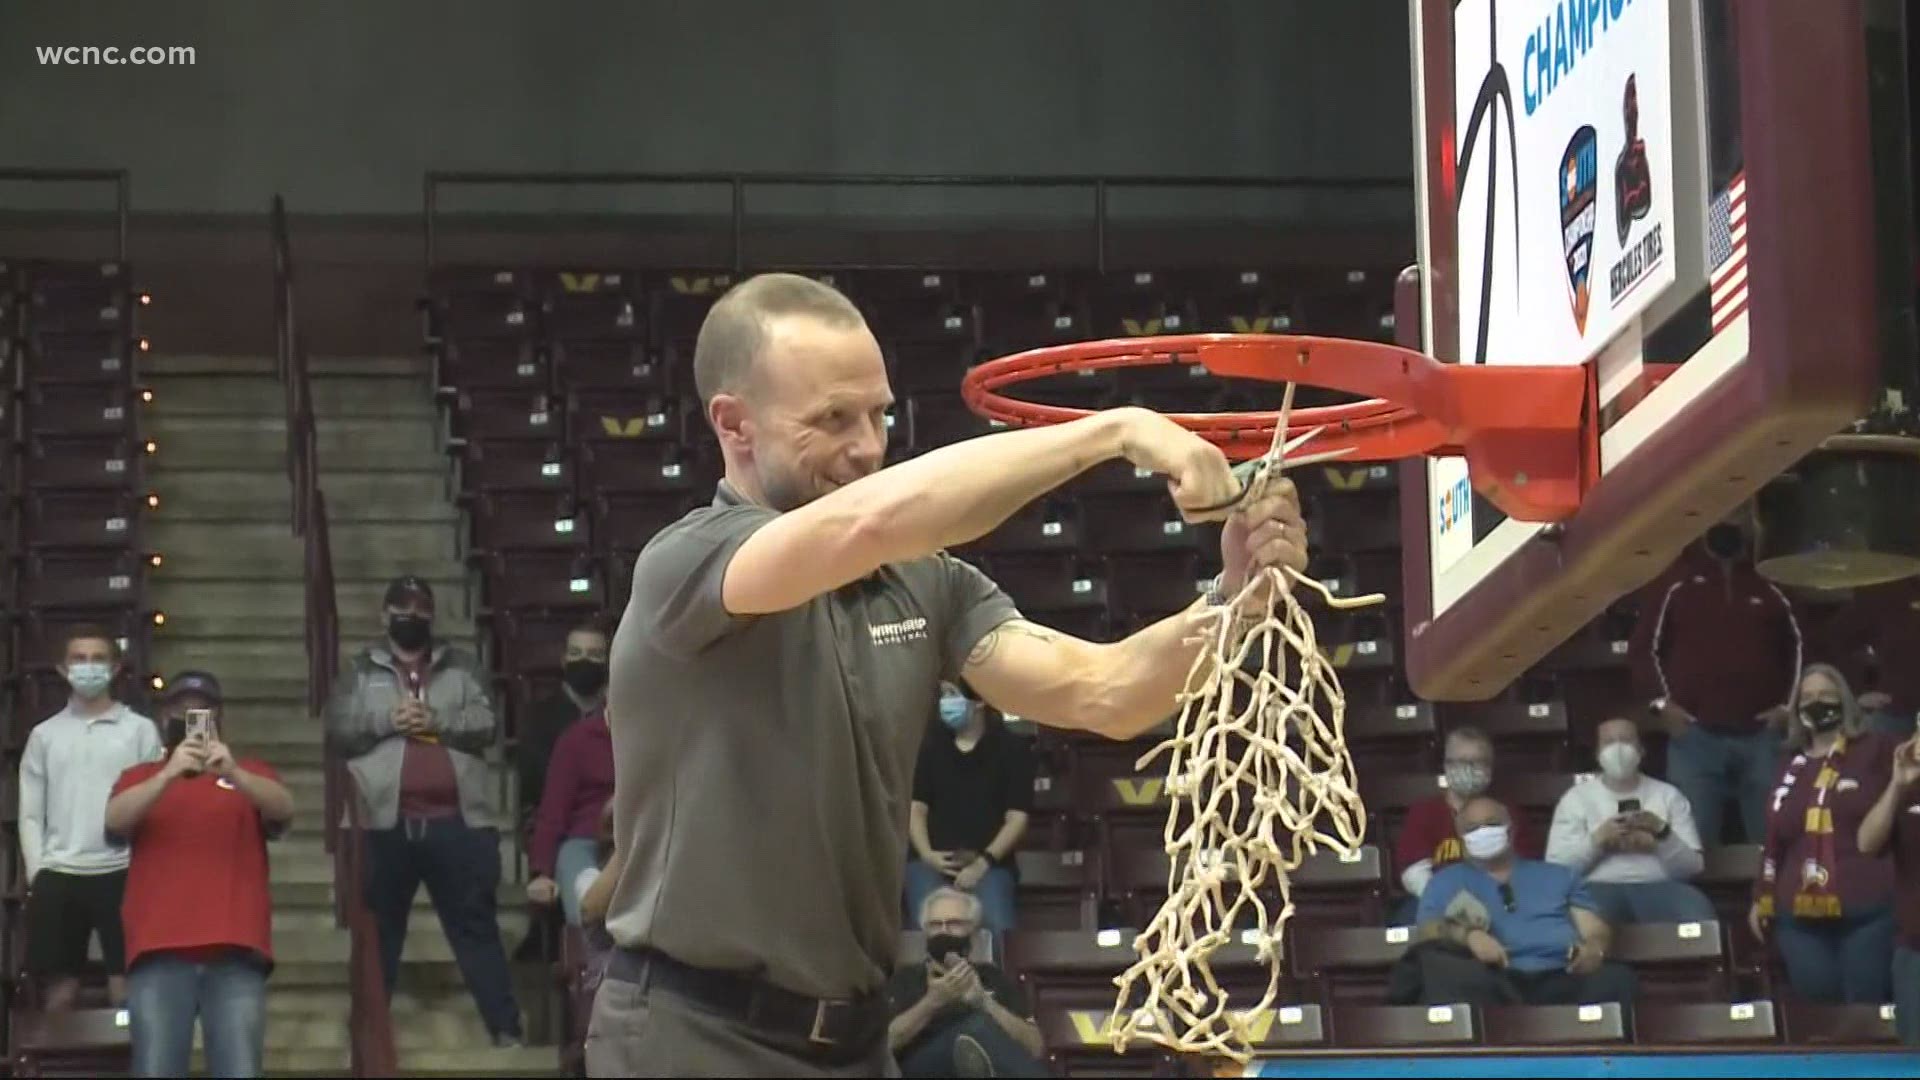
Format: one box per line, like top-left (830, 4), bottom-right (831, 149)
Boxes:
top-left (1106, 388), bottom-right (1385, 1065)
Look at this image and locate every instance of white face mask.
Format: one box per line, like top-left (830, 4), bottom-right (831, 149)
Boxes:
top-left (1462, 823), bottom-right (1511, 862)
top-left (65, 661), bottom-right (114, 698)
top-left (1596, 742), bottom-right (1642, 781)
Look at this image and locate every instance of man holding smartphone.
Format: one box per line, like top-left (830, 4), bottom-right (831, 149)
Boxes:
top-left (105, 671), bottom-right (294, 1079)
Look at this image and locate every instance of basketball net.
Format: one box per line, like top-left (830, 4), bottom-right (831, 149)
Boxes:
top-left (1106, 385), bottom-right (1385, 1065)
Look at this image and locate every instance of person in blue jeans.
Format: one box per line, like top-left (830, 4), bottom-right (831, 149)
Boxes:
top-left (1748, 665), bottom-right (1897, 1006)
top-left (1631, 511), bottom-right (1801, 845)
top-left (103, 670), bottom-right (294, 1079)
top-left (1855, 731), bottom-right (1920, 1045)
top-left (906, 682), bottom-right (1033, 932)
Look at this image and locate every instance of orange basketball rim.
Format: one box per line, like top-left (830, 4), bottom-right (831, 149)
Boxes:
top-left (961, 332), bottom-right (1597, 523)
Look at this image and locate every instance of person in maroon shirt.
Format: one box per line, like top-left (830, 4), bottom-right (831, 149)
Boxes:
top-left (1630, 507), bottom-right (1801, 846)
top-left (526, 705), bottom-right (614, 926)
top-left (1390, 726), bottom-right (1539, 924)
top-left (1748, 664), bottom-right (1896, 1006)
top-left (324, 575), bottom-right (522, 1046)
top-left (1856, 731), bottom-right (1920, 1045)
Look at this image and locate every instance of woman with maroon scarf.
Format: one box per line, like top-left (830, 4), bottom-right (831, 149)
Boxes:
top-left (1748, 663), bottom-right (1897, 1004)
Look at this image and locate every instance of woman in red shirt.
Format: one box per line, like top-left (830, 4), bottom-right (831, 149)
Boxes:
top-left (1748, 664), bottom-right (1896, 1005)
top-left (1857, 732), bottom-right (1920, 1045)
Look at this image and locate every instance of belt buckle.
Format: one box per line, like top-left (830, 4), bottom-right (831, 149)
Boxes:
top-left (807, 999), bottom-right (845, 1047)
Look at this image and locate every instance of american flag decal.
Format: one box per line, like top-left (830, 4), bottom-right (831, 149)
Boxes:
top-left (1707, 171), bottom-right (1749, 334)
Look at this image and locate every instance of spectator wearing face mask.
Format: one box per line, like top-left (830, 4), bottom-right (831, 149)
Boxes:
top-left (525, 705), bottom-right (614, 926)
top-left (18, 627), bottom-right (160, 1010)
top-left (105, 671), bottom-right (293, 1079)
top-left (1631, 506), bottom-right (1801, 845)
top-left (323, 575), bottom-right (523, 1047)
top-left (1412, 796), bottom-right (1636, 1006)
top-left (887, 887), bottom-right (1046, 1078)
top-left (1748, 663), bottom-right (1897, 1005)
top-left (1392, 727), bottom-right (1539, 924)
top-left (905, 682), bottom-right (1033, 933)
top-left (515, 619), bottom-right (611, 830)
top-left (1547, 718), bottom-right (1715, 924)
top-left (1856, 732), bottom-right (1920, 1046)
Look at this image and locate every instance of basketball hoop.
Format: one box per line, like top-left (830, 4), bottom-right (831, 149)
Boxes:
top-left (961, 332), bottom-right (1594, 522)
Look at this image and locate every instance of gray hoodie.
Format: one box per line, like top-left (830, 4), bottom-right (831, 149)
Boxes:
top-left (324, 640), bottom-right (499, 831)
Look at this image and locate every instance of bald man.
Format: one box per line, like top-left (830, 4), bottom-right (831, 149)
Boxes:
top-left (1547, 718), bottom-right (1714, 925)
top-left (1415, 796), bottom-right (1636, 1007)
top-left (590, 273), bottom-right (1309, 1077)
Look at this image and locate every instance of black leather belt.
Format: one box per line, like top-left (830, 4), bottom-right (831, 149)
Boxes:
top-left (606, 946), bottom-right (886, 1062)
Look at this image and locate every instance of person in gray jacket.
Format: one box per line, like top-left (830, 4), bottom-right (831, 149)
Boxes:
top-left (324, 575), bottom-right (523, 1046)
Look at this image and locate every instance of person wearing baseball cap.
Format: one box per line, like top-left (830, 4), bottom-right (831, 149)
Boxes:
top-left (324, 572), bottom-right (522, 1046)
top-left (105, 669), bottom-right (293, 1078)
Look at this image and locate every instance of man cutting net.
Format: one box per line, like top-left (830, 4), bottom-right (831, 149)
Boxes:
top-left (591, 273), bottom-right (1309, 1077)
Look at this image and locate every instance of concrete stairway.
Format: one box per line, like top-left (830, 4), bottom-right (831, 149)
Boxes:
top-left (142, 354), bottom-right (553, 1077)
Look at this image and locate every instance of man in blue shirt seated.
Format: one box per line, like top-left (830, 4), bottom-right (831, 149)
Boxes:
top-left (1413, 796), bottom-right (1637, 1005)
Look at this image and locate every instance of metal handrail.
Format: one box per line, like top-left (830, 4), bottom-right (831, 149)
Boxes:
top-left (423, 168), bottom-right (1413, 273)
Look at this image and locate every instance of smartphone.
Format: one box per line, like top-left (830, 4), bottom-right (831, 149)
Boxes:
top-left (1617, 798), bottom-right (1642, 814)
top-left (184, 708), bottom-right (214, 744)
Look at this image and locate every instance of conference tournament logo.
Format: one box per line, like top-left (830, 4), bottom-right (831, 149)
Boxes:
top-left (1608, 71), bottom-right (1664, 307)
top-left (1559, 125), bottom-right (1599, 335)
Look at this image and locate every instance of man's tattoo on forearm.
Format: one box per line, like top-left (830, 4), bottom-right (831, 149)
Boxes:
top-left (966, 620), bottom-right (1060, 666)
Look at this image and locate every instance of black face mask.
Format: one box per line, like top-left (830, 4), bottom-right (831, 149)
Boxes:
top-left (925, 933), bottom-right (971, 966)
top-left (1801, 701), bottom-right (1845, 732)
top-left (1704, 523), bottom-right (1747, 560)
top-left (563, 659), bottom-right (609, 698)
top-left (387, 614), bottom-right (433, 652)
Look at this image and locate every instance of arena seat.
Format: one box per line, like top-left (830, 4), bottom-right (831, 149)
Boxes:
top-left (1003, 928), bottom-right (1141, 1013)
top-left (649, 270), bottom-right (735, 365)
top-left (965, 498), bottom-right (1083, 558)
top-left (1329, 1002), bottom-right (1478, 1048)
top-left (1288, 846), bottom-right (1386, 927)
top-left (25, 491), bottom-right (143, 553)
top-left (1611, 920), bottom-right (1728, 1003)
top-left (1011, 850), bottom-right (1101, 931)
top-left (451, 387), bottom-right (559, 444)
top-left (1031, 1005), bottom-right (1179, 1077)
top-left (1188, 269), bottom-right (1294, 334)
top-left (1078, 492), bottom-right (1198, 556)
top-left (479, 552), bottom-right (605, 616)
top-left (552, 339), bottom-right (666, 394)
top-left (23, 435), bottom-right (141, 492)
top-left (455, 441), bottom-right (571, 501)
top-left (592, 493), bottom-right (699, 553)
top-left (906, 392), bottom-right (991, 450)
top-left (539, 269), bottom-right (643, 343)
top-left (1777, 1001), bottom-right (1901, 1046)
top-left (565, 389), bottom-right (681, 445)
top-left (1632, 999), bottom-right (1779, 1046)
top-left (21, 551), bottom-right (145, 615)
top-left (1288, 924), bottom-right (1413, 1006)
top-left (577, 441), bottom-right (707, 498)
top-left (1481, 1002), bottom-right (1629, 1047)
top-left (434, 339), bottom-right (546, 394)
top-left (427, 270), bottom-right (535, 342)
top-left (972, 271), bottom-right (1090, 355)
top-left (1447, 696), bottom-right (1572, 772)
top-left (491, 611), bottom-right (580, 679)
top-left (23, 384), bottom-right (138, 440)
top-left (1345, 697), bottom-right (1440, 779)
top-left (468, 492), bottom-right (588, 556)
top-left (1697, 844), bottom-right (1763, 926)
top-left (1105, 552), bottom-right (1206, 624)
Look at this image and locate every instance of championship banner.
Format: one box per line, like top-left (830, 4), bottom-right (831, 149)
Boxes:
top-left (1453, 0), bottom-right (1676, 368)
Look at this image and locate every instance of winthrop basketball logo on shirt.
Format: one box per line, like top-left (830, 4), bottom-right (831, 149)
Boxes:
top-left (868, 616), bottom-right (929, 646)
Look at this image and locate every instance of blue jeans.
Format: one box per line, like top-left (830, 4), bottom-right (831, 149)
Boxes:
top-left (127, 950), bottom-right (266, 1078)
top-left (900, 1009), bottom-right (1048, 1078)
top-left (1895, 946), bottom-right (1920, 1046)
top-left (1584, 880), bottom-right (1718, 925)
top-left (364, 819), bottom-right (522, 1039)
top-left (555, 836), bottom-right (600, 927)
top-left (1666, 725), bottom-right (1781, 846)
top-left (1774, 907), bottom-right (1896, 1004)
top-left (904, 859), bottom-right (1017, 932)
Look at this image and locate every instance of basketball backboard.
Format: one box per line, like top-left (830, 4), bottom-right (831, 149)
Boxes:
top-left (1400, 0), bottom-right (1882, 699)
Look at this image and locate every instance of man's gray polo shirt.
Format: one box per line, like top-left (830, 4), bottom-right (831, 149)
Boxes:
top-left (603, 481), bottom-right (1021, 999)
